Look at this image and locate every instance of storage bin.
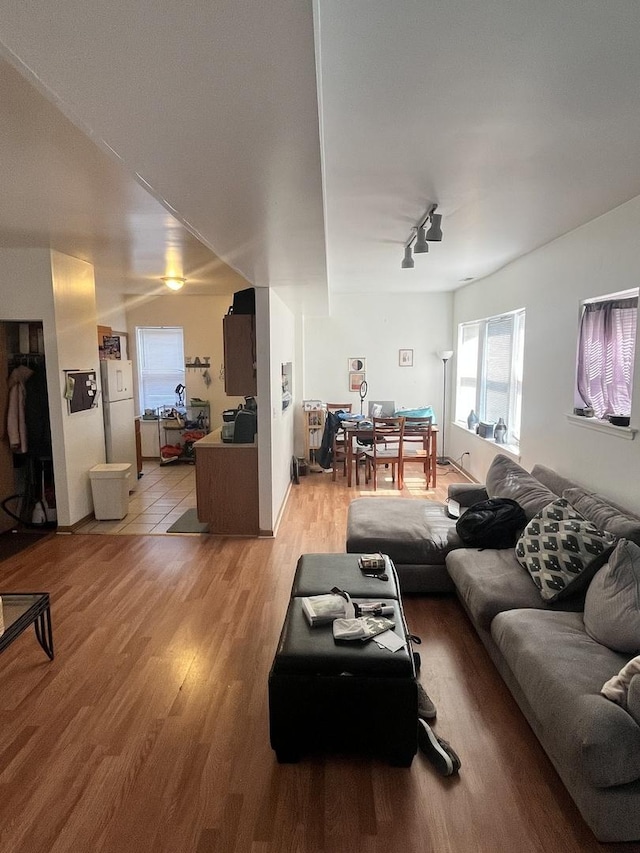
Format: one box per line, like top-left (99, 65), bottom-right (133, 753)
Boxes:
top-left (89, 463), bottom-right (131, 519)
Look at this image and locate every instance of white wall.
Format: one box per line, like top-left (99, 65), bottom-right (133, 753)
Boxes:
top-left (302, 291), bottom-right (453, 452)
top-left (450, 195), bottom-right (640, 514)
top-left (124, 292), bottom-right (235, 423)
top-left (265, 288), bottom-right (295, 533)
top-left (95, 283), bottom-right (128, 331)
top-left (50, 250), bottom-right (107, 524)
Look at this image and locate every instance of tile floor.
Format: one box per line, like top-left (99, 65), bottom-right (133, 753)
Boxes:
top-left (77, 460), bottom-right (197, 535)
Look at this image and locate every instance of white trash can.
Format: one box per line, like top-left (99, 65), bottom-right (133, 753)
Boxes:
top-left (89, 463), bottom-right (132, 520)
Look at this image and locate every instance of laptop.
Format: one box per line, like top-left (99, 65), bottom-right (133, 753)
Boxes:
top-left (368, 400), bottom-right (396, 418)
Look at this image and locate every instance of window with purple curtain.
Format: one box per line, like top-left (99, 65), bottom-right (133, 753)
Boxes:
top-left (577, 295), bottom-right (638, 419)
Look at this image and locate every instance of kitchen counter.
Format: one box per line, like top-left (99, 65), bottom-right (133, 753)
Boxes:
top-left (194, 428), bottom-right (256, 448)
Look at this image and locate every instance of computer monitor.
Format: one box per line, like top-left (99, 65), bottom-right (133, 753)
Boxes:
top-left (368, 400), bottom-right (396, 417)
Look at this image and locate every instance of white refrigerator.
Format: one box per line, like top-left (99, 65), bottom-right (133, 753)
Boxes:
top-left (100, 360), bottom-right (137, 486)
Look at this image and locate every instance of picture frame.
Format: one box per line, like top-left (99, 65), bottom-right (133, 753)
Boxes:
top-left (348, 357), bottom-right (366, 372)
top-left (399, 349), bottom-right (414, 367)
top-left (349, 371), bottom-right (366, 392)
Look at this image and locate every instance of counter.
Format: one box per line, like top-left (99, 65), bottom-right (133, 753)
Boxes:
top-left (194, 430), bottom-right (259, 535)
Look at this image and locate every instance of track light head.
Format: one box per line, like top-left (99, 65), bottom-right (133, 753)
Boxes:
top-left (426, 213), bottom-right (443, 242)
top-left (414, 225), bottom-right (429, 254)
top-left (401, 245), bottom-right (414, 269)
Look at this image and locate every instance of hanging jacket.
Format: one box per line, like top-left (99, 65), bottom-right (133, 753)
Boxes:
top-left (6, 365), bottom-right (34, 454)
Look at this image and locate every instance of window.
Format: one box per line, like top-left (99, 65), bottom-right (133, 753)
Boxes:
top-left (455, 309), bottom-right (525, 445)
top-left (136, 327), bottom-right (185, 412)
top-left (576, 290), bottom-right (637, 420)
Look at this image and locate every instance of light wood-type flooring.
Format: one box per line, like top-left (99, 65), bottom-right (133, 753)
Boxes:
top-left (1, 462), bottom-right (639, 853)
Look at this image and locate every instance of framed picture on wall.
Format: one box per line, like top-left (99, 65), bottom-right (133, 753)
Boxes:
top-left (399, 349), bottom-right (414, 367)
top-left (348, 357), bottom-right (366, 372)
top-left (349, 371), bottom-right (366, 392)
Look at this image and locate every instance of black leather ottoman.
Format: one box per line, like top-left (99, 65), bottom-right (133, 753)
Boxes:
top-left (269, 553), bottom-right (418, 766)
top-left (290, 552), bottom-right (400, 599)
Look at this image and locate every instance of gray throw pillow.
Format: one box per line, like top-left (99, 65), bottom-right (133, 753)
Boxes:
top-left (486, 454), bottom-right (558, 521)
top-left (585, 539), bottom-right (640, 654)
top-left (515, 499), bottom-right (616, 602)
top-left (563, 487), bottom-right (640, 546)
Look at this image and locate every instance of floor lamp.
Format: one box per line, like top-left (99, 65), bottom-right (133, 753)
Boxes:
top-left (437, 350), bottom-right (454, 464)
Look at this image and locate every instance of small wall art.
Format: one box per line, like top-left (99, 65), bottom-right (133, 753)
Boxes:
top-left (348, 357), bottom-right (366, 372)
top-left (349, 371), bottom-right (366, 392)
top-left (399, 349), bottom-right (414, 367)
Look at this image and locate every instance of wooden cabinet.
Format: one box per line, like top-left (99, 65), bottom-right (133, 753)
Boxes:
top-left (223, 314), bottom-right (257, 396)
top-left (195, 433), bottom-right (259, 535)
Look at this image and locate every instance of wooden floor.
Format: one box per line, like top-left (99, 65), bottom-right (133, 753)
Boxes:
top-left (1, 464), bottom-right (639, 853)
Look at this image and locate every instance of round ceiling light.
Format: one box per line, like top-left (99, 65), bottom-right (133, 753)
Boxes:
top-left (162, 276), bottom-right (186, 291)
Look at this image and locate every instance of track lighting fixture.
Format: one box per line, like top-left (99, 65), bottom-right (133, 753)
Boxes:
top-left (401, 203), bottom-right (443, 268)
top-left (401, 246), bottom-right (414, 269)
top-left (426, 213), bottom-right (443, 242)
top-left (414, 225), bottom-right (429, 254)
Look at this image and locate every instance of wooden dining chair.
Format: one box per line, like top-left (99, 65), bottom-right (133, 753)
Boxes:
top-left (400, 415), bottom-right (433, 488)
top-left (326, 403), bottom-right (353, 482)
top-left (363, 416), bottom-right (405, 490)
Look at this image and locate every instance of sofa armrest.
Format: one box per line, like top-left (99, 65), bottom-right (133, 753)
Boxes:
top-left (447, 483), bottom-right (489, 507)
top-left (628, 675), bottom-right (640, 727)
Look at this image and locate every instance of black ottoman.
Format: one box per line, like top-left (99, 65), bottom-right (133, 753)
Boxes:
top-left (269, 553), bottom-right (418, 766)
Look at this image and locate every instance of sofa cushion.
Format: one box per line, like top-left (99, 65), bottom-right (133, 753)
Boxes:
top-left (485, 454), bottom-right (558, 521)
top-left (585, 540), bottom-right (640, 654)
top-left (446, 547), bottom-right (584, 631)
top-left (491, 609), bottom-right (640, 788)
top-left (563, 486), bottom-right (640, 545)
top-left (515, 499), bottom-right (616, 603)
top-left (346, 498), bottom-right (461, 566)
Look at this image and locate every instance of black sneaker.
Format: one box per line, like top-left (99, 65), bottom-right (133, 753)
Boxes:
top-left (417, 719), bottom-right (461, 776)
top-left (416, 682), bottom-right (437, 720)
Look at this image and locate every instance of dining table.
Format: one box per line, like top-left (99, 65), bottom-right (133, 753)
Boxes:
top-left (343, 422), bottom-right (439, 488)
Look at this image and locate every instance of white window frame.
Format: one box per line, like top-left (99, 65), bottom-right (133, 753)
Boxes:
top-left (575, 287), bottom-right (638, 421)
top-left (455, 308), bottom-right (525, 447)
top-left (136, 326), bottom-right (186, 413)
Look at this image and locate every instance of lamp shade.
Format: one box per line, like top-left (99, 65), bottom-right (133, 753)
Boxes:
top-left (401, 246), bottom-right (414, 269)
top-left (414, 226), bottom-right (429, 254)
top-left (426, 213), bottom-right (443, 241)
top-left (438, 349), bottom-right (454, 362)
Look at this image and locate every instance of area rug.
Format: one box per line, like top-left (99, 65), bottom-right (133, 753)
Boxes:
top-left (166, 509), bottom-right (209, 534)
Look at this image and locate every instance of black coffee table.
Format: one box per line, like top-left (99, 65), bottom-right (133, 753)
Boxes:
top-left (0, 593), bottom-right (54, 659)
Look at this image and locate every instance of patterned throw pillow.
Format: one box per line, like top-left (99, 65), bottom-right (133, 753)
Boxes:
top-left (515, 499), bottom-right (616, 602)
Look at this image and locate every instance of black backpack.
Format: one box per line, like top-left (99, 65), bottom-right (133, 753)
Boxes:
top-left (455, 498), bottom-right (527, 549)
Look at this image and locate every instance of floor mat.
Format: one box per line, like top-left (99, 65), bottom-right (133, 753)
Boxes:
top-left (166, 509), bottom-right (209, 534)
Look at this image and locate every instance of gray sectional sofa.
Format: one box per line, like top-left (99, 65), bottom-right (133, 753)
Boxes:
top-left (346, 454), bottom-right (640, 842)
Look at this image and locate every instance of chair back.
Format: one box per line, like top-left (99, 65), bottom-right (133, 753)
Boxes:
top-left (326, 403), bottom-right (352, 413)
top-left (370, 416), bottom-right (405, 461)
top-left (403, 415), bottom-right (433, 448)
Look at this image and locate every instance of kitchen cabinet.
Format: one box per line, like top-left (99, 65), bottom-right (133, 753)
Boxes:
top-left (194, 431), bottom-right (259, 535)
top-left (223, 314), bottom-right (256, 396)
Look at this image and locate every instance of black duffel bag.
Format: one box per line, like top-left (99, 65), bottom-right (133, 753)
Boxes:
top-left (455, 497), bottom-right (527, 549)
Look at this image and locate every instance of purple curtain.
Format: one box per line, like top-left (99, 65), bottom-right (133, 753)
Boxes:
top-left (577, 297), bottom-right (637, 418)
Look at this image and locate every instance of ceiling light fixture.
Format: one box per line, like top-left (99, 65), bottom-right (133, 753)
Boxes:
top-left (401, 203), bottom-right (443, 268)
top-left (401, 246), bottom-right (415, 269)
top-left (413, 225), bottom-right (429, 254)
top-left (425, 213), bottom-right (443, 242)
top-left (162, 276), bottom-right (186, 291)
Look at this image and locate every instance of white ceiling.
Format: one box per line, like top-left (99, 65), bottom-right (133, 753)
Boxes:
top-left (1, 0), bottom-right (640, 300)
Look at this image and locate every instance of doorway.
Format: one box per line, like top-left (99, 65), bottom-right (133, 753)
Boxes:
top-left (0, 321), bottom-right (56, 533)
